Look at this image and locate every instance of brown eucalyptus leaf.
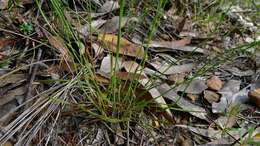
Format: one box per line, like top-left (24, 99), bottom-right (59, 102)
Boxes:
top-left (98, 34), bottom-right (144, 59)
top-left (48, 36), bottom-right (70, 61)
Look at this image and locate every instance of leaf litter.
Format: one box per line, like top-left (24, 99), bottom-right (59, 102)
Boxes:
top-left (0, 1), bottom-right (259, 145)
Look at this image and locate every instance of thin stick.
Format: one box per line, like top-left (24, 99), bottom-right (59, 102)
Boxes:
top-left (25, 49), bottom-right (42, 104)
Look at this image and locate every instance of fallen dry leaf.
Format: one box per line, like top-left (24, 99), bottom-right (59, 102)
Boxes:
top-left (176, 78), bottom-right (208, 94)
top-left (206, 76), bottom-right (223, 91)
top-left (204, 90), bottom-right (220, 104)
top-left (123, 61), bottom-right (173, 120)
top-left (176, 125), bottom-right (221, 139)
top-left (48, 36), bottom-right (70, 60)
top-left (100, 16), bottom-right (128, 33)
top-left (76, 19), bottom-right (107, 37)
top-left (150, 59), bottom-right (195, 75)
top-left (98, 0), bottom-right (119, 13)
top-left (116, 72), bottom-right (146, 81)
top-left (0, 74), bottom-right (26, 88)
top-left (0, 86), bottom-right (27, 106)
top-left (94, 73), bottom-right (110, 84)
top-left (48, 36), bottom-right (76, 72)
top-left (143, 67), bottom-right (167, 80)
top-left (149, 38), bottom-right (191, 48)
top-left (248, 88), bottom-right (260, 108)
top-left (168, 73), bottom-right (185, 84)
top-left (100, 55), bottom-right (123, 74)
top-left (226, 67), bottom-right (254, 77)
top-left (148, 38), bottom-right (206, 54)
top-left (212, 80), bottom-right (249, 113)
top-left (114, 124), bottom-right (125, 145)
top-left (157, 83), bottom-right (208, 120)
top-left (98, 33), bottom-right (145, 59)
top-left (215, 116), bottom-right (237, 129)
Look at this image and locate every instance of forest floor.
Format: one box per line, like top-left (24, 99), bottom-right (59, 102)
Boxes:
top-left (0, 0), bottom-right (260, 145)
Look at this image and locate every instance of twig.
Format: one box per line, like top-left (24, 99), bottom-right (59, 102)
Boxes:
top-left (126, 121), bottom-right (130, 146)
top-left (25, 49), bottom-right (42, 105)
